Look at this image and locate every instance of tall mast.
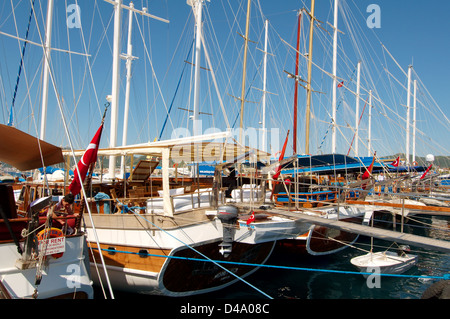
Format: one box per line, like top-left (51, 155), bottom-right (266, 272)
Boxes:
top-left (97, 1), bottom-right (168, 180)
top-left (354, 60), bottom-right (361, 157)
top-left (304, 0), bottom-right (315, 154)
top-left (39, 0), bottom-right (54, 140)
top-left (331, 0), bottom-right (338, 154)
top-left (367, 90), bottom-right (372, 156)
top-left (261, 19), bottom-right (269, 153)
top-left (108, 0), bottom-right (123, 179)
top-left (239, 0), bottom-right (252, 145)
top-left (191, 0), bottom-right (204, 137)
top-left (406, 65), bottom-right (412, 165)
top-left (293, 10), bottom-right (301, 154)
top-left (120, 2), bottom-right (138, 178)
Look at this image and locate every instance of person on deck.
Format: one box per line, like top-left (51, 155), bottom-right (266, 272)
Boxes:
top-left (52, 193), bottom-right (76, 235)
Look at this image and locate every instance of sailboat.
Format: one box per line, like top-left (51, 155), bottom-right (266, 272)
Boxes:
top-left (271, 153), bottom-right (374, 255)
top-left (265, 1), bottom-right (370, 256)
top-left (0, 0), bottom-right (93, 298)
top-left (0, 125), bottom-right (93, 299)
top-left (64, 0), bottom-right (311, 297)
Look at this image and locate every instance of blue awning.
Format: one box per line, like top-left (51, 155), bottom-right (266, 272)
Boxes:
top-left (280, 154), bottom-right (384, 175)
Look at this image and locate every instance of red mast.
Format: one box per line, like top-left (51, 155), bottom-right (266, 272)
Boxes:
top-left (293, 10), bottom-right (302, 154)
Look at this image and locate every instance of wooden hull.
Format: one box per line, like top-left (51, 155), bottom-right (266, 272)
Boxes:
top-left (276, 206), bottom-right (365, 256)
top-left (277, 223), bottom-right (360, 256)
top-left (161, 240), bottom-right (274, 296)
top-left (84, 210), bottom-right (289, 296)
top-left (88, 239), bottom-right (275, 297)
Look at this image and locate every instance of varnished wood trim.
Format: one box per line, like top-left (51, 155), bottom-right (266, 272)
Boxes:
top-left (346, 200), bottom-right (450, 214)
top-left (88, 242), bottom-right (171, 273)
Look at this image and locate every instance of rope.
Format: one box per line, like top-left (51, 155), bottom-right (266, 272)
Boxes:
top-left (8, 0), bottom-right (36, 127)
top-left (318, 67), bottom-right (357, 151)
top-left (33, 205), bottom-right (54, 298)
top-left (105, 198), bottom-right (449, 284)
top-left (128, 209), bottom-right (273, 299)
top-left (92, 246), bottom-right (449, 281)
top-left (30, 1), bottom-right (115, 299)
top-left (158, 40), bottom-right (193, 140)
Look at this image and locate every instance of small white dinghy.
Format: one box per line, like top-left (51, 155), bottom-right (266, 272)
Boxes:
top-left (351, 246), bottom-right (418, 276)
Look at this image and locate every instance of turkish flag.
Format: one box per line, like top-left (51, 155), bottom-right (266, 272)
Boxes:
top-left (337, 81), bottom-right (344, 88)
top-left (362, 152), bottom-right (376, 180)
top-left (69, 124), bottom-right (104, 196)
top-left (420, 164), bottom-right (432, 180)
top-left (391, 156), bottom-right (400, 167)
top-left (246, 211), bottom-right (255, 226)
top-left (273, 130), bottom-right (290, 180)
top-left (361, 152), bottom-right (376, 190)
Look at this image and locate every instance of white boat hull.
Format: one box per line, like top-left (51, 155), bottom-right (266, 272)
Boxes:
top-left (85, 210), bottom-right (308, 296)
top-left (0, 235), bottom-right (93, 299)
top-left (351, 251), bottom-right (418, 276)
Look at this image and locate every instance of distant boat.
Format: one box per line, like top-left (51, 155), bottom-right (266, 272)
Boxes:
top-left (350, 246), bottom-right (418, 277)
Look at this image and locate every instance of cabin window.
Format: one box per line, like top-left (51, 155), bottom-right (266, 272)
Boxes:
top-left (18, 186), bottom-right (26, 201)
top-left (29, 187), bottom-right (36, 202)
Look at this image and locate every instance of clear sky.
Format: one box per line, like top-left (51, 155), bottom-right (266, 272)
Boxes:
top-left (0, 0), bottom-right (448, 162)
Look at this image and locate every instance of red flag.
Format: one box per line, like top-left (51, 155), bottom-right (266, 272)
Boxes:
top-left (246, 211), bottom-right (255, 226)
top-left (391, 156), bottom-right (400, 167)
top-left (420, 164), bottom-right (432, 180)
top-left (69, 124), bottom-right (104, 196)
top-left (273, 130), bottom-right (290, 180)
top-left (362, 152), bottom-right (376, 180)
top-left (361, 152), bottom-right (376, 190)
top-left (337, 81), bottom-right (344, 88)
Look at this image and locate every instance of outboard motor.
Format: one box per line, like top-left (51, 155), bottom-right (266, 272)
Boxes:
top-left (397, 245), bottom-right (411, 256)
top-left (217, 205), bottom-right (238, 257)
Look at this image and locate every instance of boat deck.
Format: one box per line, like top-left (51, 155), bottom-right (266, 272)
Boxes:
top-left (270, 209), bottom-right (450, 253)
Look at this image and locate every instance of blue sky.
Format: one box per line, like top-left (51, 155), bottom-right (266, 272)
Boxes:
top-left (0, 0), bottom-right (448, 161)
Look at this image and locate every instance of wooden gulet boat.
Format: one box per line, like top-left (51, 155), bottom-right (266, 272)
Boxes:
top-left (67, 134), bottom-right (311, 297)
top-left (0, 125), bottom-right (93, 299)
top-left (270, 154), bottom-right (379, 256)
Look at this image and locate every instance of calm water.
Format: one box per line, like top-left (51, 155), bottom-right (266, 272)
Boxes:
top-left (95, 214), bottom-right (449, 301)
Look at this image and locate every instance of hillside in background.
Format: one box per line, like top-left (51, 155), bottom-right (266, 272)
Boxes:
top-left (384, 154), bottom-right (450, 169)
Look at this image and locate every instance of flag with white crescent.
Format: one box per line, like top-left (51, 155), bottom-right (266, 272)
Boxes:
top-left (391, 156), bottom-right (400, 167)
top-left (69, 124), bottom-right (103, 196)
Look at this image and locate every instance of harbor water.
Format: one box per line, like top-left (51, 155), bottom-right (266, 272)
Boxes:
top-left (95, 214), bottom-right (449, 300)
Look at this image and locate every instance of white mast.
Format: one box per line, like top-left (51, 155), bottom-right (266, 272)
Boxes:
top-left (39, 0), bottom-right (54, 140)
top-left (331, 0), bottom-right (339, 154)
top-left (412, 79), bottom-right (417, 164)
top-left (261, 19), bottom-right (268, 153)
top-left (367, 90), bottom-right (372, 156)
top-left (406, 65), bottom-right (412, 165)
top-left (188, 0), bottom-right (204, 178)
top-left (191, 0), bottom-right (203, 137)
top-left (104, 0), bottom-right (168, 179)
top-left (108, 0), bottom-right (123, 179)
top-left (354, 60), bottom-right (361, 157)
top-left (120, 2), bottom-right (138, 178)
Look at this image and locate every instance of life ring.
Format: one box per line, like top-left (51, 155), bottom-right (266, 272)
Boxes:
top-left (37, 227), bottom-right (64, 259)
top-left (412, 161), bottom-right (418, 166)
